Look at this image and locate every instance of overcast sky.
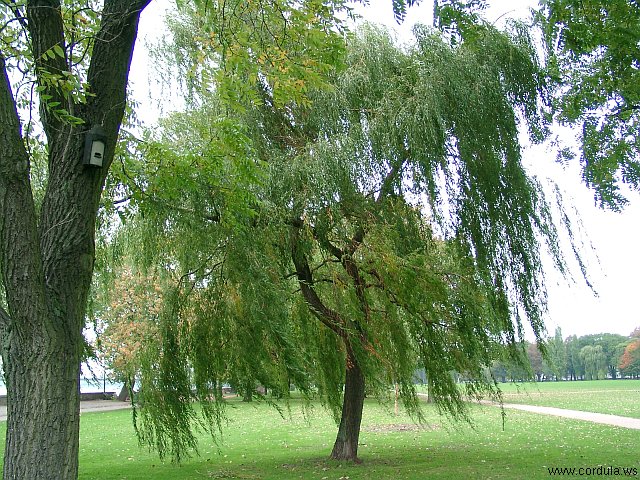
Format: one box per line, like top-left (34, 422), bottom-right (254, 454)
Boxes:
top-left (354, 0), bottom-right (640, 340)
top-left (131, 0), bottom-right (639, 340)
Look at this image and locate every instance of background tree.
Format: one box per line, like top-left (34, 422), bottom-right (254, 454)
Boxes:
top-left (619, 340), bottom-right (640, 378)
top-left (544, 327), bottom-right (567, 380)
top-left (527, 343), bottom-right (545, 381)
top-left (579, 344), bottom-right (607, 380)
top-left (619, 326), bottom-right (640, 378)
top-left (591, 333), bottom-right (629, 379)
top-left (569, 332), bottom-right (629, 379)
top-left (490, 354), bottom-right (532, 383)
top-left (94, 265), bottom-right (163, 401)
top-left (565, 334), bottom-right (584, 380)
top-left (490, 361), bottom-right (509, 383)
top-left (0, 1), bottom-right (150, 478)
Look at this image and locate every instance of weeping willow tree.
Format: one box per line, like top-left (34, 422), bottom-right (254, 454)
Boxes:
top-left (233, 23), bottom-right (571, 461)
top-left (109, 16), bottom-right (583, 463)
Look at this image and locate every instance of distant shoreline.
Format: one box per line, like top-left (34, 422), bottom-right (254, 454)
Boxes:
top-left (0, 378), bottom-right (123, 397)
top-left (0, 391), bottom-right (120, 406)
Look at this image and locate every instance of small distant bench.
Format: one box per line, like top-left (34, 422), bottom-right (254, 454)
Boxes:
top-left (80, 392), bottom-right (116, 401)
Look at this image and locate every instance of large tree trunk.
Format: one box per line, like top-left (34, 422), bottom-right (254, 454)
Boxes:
top-left (1, 46), bottom-right (86, 480)
top-left (330, 346), bottom-right (365, 463)
top-left (0, 2), bottom-right (150, 478)
top-left (2, 341), bottom-right (82, 479)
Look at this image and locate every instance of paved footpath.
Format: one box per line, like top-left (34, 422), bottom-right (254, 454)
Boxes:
top-left (0, 400), bottom-right (130, 422)
top-left (416, 394), bottom-right (640, 430)
top-left (483, 401), bottom-right (640, 430)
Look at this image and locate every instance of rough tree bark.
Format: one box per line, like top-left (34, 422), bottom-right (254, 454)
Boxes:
top-left (0, 1), bottom-right (150, 478)
top-left (330, 344), bottom-right (366, 463)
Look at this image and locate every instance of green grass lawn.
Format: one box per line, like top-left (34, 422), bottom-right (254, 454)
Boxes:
top-left (495, 379), bottom-right (640, 418)
top-left (2, 396), bottom-right (638, 479)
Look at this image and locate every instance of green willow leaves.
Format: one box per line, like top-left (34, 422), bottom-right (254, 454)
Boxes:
top-left (169, 0), bottom-right (349, 108)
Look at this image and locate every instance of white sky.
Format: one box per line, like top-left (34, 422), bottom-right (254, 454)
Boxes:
top-left (130, 0), bottom-right (640, 340)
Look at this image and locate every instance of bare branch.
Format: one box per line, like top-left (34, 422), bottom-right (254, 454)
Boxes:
top-left (376, 154), bottom-right (407, 203)
top-left (290, 225), bottom-right (346, 338)
top-left (7, 0), bottom-right (28, 31)
top-left (112, 195), bottom-right (132, 206)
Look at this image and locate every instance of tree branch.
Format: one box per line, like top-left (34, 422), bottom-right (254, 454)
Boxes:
top-left (7, 0), bottom-right (28, 31)
top-left (0, 52), bottom-right (28, 177)
top-left (334, 153), bottom-right (407, 260)
top-left (310, 221), bottom-right (371, 326)
top-left (376, 154), bottom-right (407, 203)
top-left (365, 268), bottom-right (448, 329)
top-left (112, 195), bottom-right (132, 206)
top-left (26, 0), bottom-right (70, 140)
top-left (315, 233), bottom-right (344, 260)
top-left (0, 51), bottom-right (47, 336)
top-left (290, 224), bottom-right (346, 338)
top-left (85, 0), bottom-right (152, 139)
top-left (117, 159), bottom-right (221, 222)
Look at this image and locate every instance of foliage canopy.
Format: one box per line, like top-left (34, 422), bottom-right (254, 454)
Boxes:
top-left (539, 0), bottom-right (640, 209)
top-left (100, 14), bottom-right (588, 461)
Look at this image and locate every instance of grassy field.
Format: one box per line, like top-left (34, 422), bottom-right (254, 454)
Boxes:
top-left (1, 396), bottom-right (638, 479)
top-left (495, 379), bottom-right (640, 418)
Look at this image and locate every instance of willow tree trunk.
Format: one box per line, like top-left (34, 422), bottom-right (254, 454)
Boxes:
top-left (330, 346), bottom-right (365, 462)
top-left (0, 2), bottom-right (150, 478)
top-left (242, 380), bottom-right (253, 402)
top-left (426, 377), bottom-right (434, 404)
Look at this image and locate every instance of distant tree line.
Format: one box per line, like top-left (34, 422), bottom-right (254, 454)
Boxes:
top-left (491, 327), bottom-right (640, 382)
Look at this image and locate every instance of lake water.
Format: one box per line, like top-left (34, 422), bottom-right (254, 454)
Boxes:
top-left (0, 378), bottom-right (124, 396)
